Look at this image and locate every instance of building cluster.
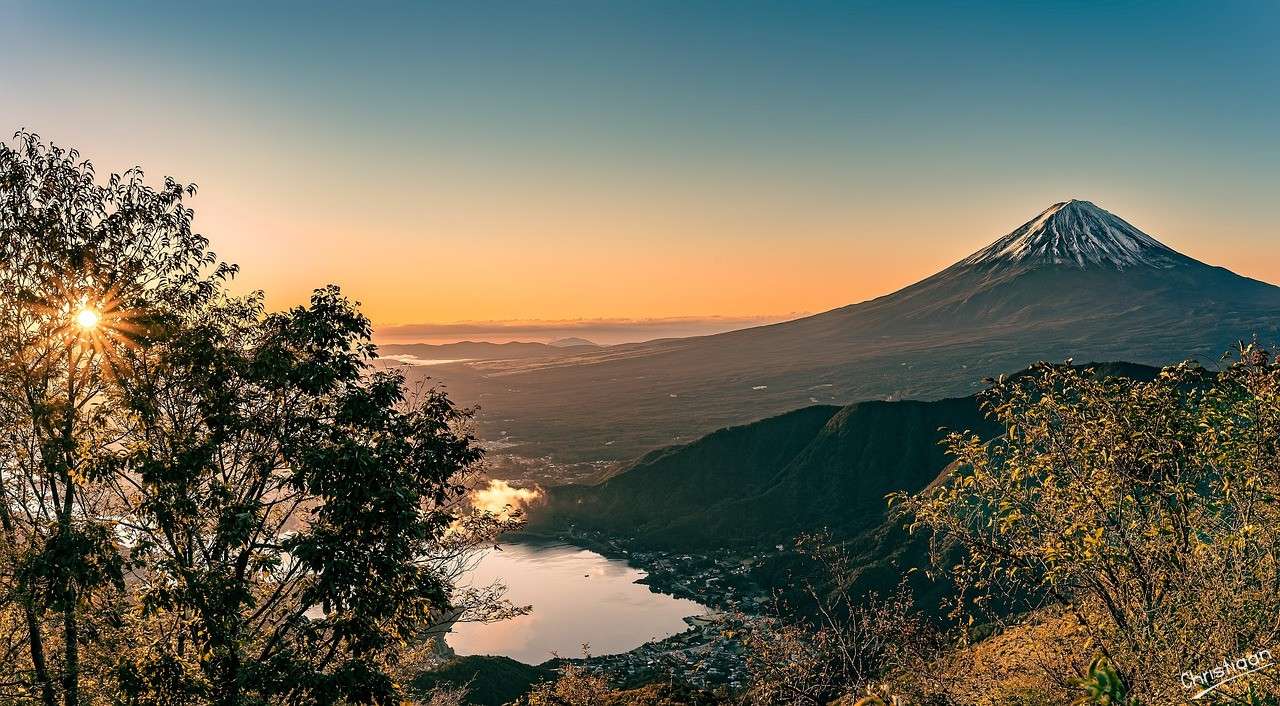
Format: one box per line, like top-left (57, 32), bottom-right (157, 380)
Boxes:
top-left (571, 612), bottom-right (749, 691)
top-left (552, 529), bottom-right (791, 691)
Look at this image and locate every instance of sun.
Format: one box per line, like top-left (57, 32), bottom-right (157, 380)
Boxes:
top-left (75, 308), bottom-right (101, 330)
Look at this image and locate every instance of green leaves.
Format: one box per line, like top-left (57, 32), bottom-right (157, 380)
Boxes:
top-left (1072, 655), bottom-right (1141, 706)
top-left (117, 285), bottom-right (485, 703)
top-left (0, 133), bottom-right (496, 705)
top-left (17, 522), bottom-right (125, 611)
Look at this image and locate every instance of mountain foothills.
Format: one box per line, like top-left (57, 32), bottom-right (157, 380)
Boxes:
top-left (510, 357), bottom-right (1280, 705)
top-left (523, 362), bottom-right (1158, 623)
top-left (529, 363), bottom-right (1159, 550)
top-left (410, 200), bottom-right (1280, 464)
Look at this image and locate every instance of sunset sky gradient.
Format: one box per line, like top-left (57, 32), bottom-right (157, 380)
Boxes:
top-left (2, 1), bottom-right (1277, 342)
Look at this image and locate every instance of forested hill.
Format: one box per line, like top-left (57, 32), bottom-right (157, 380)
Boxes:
top-left (541, 403), bottom-right (843, 537)
top-left (529, 362), bottom-right (1161, 550)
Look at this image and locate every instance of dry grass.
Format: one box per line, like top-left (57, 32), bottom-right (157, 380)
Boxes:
top-left (929, 608), bottom-right (1091, 705)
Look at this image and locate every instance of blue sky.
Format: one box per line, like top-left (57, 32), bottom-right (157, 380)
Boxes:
top-left (1, 1), bottom-right (1276, 340)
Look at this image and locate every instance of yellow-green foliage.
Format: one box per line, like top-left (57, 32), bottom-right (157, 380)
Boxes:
top-left (1072, 655), bottom-right (1142, 706)
top-left (898, 349), bottom-right (1280, 703)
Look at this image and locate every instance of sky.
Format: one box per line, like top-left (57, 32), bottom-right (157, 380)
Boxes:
top-left (1, 1), bottom-right (1277, 344)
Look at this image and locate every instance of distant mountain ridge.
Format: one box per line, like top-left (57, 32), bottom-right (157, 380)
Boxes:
top-left (378, 339), bottom-right (600, 363)
top-left (410, 201), bottom-right (1280, 464)
top-left (548, 337), bottom-right (597, 348)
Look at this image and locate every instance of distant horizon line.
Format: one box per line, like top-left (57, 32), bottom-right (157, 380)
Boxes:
top-left (373, 313), bottom-right (808, 346)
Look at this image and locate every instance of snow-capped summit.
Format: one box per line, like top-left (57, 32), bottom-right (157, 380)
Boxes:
top-left (961, 199), bottom-right (1179, 270)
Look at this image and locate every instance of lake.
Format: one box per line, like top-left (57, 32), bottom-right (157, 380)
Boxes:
top-left (447, 541), bottom-right (707, 665)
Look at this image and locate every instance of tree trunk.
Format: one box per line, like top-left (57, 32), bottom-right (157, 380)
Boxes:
top-left (61, 600), bottom-right (78, 706)
top-left (0, 478), bottom-right (57, 706)
top-left (25, 585), bottom-right (57, 706)
top-left (60, 350), bottom-right (80, 706)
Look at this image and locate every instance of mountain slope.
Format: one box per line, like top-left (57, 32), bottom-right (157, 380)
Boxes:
top-left (532, 395), bottom-right (994, 549)
top-left (960, 199), bottom-right (1179, 269)
top-left (414, 201), bottom-right (1280, 464)
top-left (530, 362), bottom-right (1160, 549)
top-left (411, 656), bottom-right (552, 706)
top-left (531, 363), bottom-right (1160, 615)
top-left (544, 405), bottom-right (841, 533)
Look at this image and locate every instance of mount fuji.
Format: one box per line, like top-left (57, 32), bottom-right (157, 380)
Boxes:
top-left (961, 199), bottom-right (1178, 270)
top-left (410, 200), bottom-right (1280, 464)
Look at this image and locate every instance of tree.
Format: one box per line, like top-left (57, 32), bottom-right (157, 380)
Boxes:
top-left (0, 130), bottom-right (225, 706)
top-left (897, 354), bottom-right (1280, 702)
top-left (0, 131), bottom-right (521, 704)
top-left (739, 534), bottom-right (948, 706)
top-left (523, 664), bottom-right (613, 706)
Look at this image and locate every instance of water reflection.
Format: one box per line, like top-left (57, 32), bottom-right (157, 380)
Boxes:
top-left (448, 541), bottom-right (707, 664)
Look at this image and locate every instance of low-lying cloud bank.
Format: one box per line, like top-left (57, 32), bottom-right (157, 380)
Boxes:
top-left (469, 479), bottom-right (543, 518)
top-left (375, 314), bottom-right (804, 346)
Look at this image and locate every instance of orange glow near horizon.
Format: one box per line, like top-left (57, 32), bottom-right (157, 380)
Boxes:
top-left (5, 3), bottom-right (1279, 344)
top-left (16, 129), bottom-right (1266, 344)
top-left (207, 188), bottom-right (1260, 341)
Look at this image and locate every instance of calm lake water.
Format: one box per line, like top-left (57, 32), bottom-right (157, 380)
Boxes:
top-left (447, 541), bottom-right (707, 665)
